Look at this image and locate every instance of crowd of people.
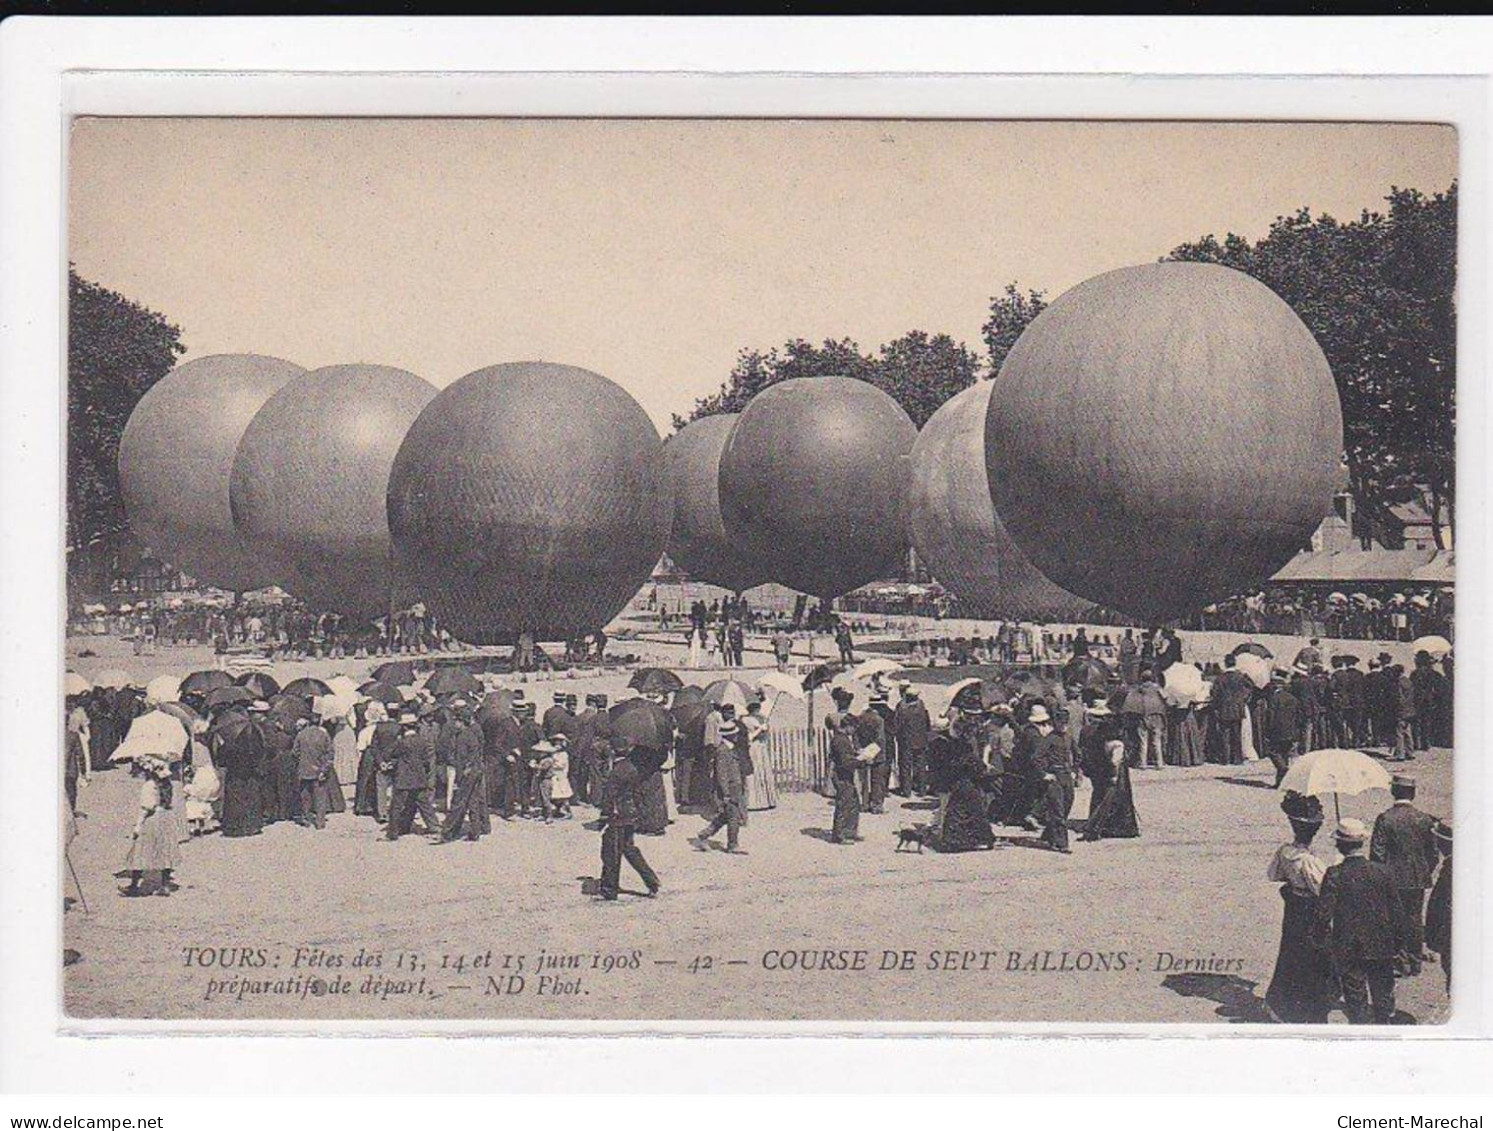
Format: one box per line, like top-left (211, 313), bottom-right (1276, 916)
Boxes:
top-left (1185, 585), bottom-right (1453, 643)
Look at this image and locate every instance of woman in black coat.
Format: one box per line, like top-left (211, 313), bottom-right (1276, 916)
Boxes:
top-left (935, 755), bottom-right (995, 853)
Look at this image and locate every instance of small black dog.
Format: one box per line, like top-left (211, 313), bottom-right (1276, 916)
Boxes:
top-left (895, 826), bottom-right (928, 853)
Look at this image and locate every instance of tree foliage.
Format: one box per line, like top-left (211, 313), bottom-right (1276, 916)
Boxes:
top-left (68, 267), bottom-right (185, 551)
top-left (674, 331), bottom-right (980, 431)
top-left (981, 282), bottom-right (1048, 379)
top-left (1167, 183), bottom-right (1457, 546)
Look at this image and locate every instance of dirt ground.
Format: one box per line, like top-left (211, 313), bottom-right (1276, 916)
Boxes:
top-left (63, 630), bottom-right (1453, 1027)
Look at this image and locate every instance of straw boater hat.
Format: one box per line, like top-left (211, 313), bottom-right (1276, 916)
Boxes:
top-left (249, 700), bottom-right (270, 713)
top-left (531, 739), bottom-right (558, 754)
top-left (399, 712), bottom-right (418, 725)
top-left (902, 685), bottom-right (919, 698)
top-left (1334, 818), bottom-right (1369, 849)
top-left (1434, 820), bottom-right (1453, 852)
top-left (1027, 703), bottom-right (1051, 724)
top-left (1391, 773), bottom-right (1417, 794)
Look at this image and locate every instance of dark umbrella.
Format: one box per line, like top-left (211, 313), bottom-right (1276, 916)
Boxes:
top-left (609, 698), bottom-right (673, 756)
top-left (1230, 642), bottom-right (1274, 660)
top-left (950, 678), bottom-right (1011, 713)
top-left (180, 669), bottom-right (236, 695)
top-left (1062, 655), bottom-right (1113, 692)
top-left (269, 692), bottom-right (312, 721)
top-left (235, 671), bottom-right (281, 698)
top-left (424, 666), bottom-right (481, 698)
top-left (282, 677), bottom-right (333, 698)
top-left (628, 667), bottom-right (684, 695)
top-left (372, 660), bottom-right (416, 685)
top-left (802, 662), bottom-right (848, 691)
top-left (209, 708), bottom-right (256, 745)
top-left (671, 685), bottom-right (705, 709)
top-left (357, 680), bottom-right (406, 707)
top-left (206, 685), bottom-right (257, 709)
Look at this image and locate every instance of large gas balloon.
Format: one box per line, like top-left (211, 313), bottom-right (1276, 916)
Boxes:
top-left (230, 364), bottom-right (437, 621)
top-left (386, 362), bottom-right (670, 644)
top-left (662, 414), bottom-right (765, 594)
top-left (719, 377), bottom-right (917, 599)
top-left (986, 262), bottom-right (1343, 624)
top-left (909, 382), bottom-right (1095, 622)
top-left (118, 353), bottom-right (305, 590)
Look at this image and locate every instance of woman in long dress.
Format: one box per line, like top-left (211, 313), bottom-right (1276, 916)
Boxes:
top-left (742, 698), bottom-right (778, 811)
top-left (325, 716), bottom-right (354, 815)
top-left (1264, 791), bottom-right (1335, 1023)
top-left (122, 761), bottom-right (183, 896)
top-left (933, 755), bottom-right (995, 852)
top-left (1082, 736), bottom-right (1140, 840)
top-left (216, 709), bottom-right (266, 838)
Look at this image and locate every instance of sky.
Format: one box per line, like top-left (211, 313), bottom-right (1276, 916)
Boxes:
top-left (69, 118), bottom-right (1457, 431)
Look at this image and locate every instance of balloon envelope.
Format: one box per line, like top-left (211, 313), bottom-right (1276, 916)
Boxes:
top-left (119, 353), bottom-right (306, 590)
top-left (908, 381), bottom-right (1096, 622)
top-left (387, 362), bottom-right (670, 644)
top-left (662, 414), bottom-right (765, 593)
top-left (230, 363), bottom-right (436, 620)
top-left (986, 263), bottom-right (1342, 623)
top-left (719, 377), bottom-right (916, 598)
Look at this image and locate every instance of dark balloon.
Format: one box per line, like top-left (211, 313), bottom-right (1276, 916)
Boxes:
top-left (662, 414), bottom-right (765, 593)
top-left (909, 382), bottom-right (1095, 622)
top-left (119, 353), bottom-right (305, 590)
top-left (386, 361), bottom-right (670, 644)
top-left (229, 363), bottom-right (436, 620)
top-left (718, 377), bottom-right (917, 599)
top-left (986, 262), bottom-right (1343, 623)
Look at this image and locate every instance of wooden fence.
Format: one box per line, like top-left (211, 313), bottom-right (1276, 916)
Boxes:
top-left (767, 726), bottom-right (831, 794)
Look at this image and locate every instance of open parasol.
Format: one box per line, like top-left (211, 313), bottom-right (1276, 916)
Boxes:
top-left (64, 671), bottom-right (92, 697)
top-left (423, 667), bottom-right (480, 698)
top-left (92, 670), bottom-right (135, 690)
top-left (849, 657), bottom-right (903, 682)
top-left (282, 676), bottom-right (333, 698)
top-left (801, 662), bottom-right (848, 692)
top-left (702, 678), bottom-right (757, 712)
top-left (628, 667), bottom-right (684, 695)
top-left (206, 685), bottom-right (256, 709)
top-left (111, 710), bottom-right (189, 763)
top-left (180, 669), bottom-right (236, 695)
top-left (235, 671), bottom-right (281, 699)
top-left (1160, 662), bottom-right (1207, 708)
top-left (1279, 747), bottom-right (1392, 820)
top-left (1230, 642), bottom-right (1274, 660)
top-left (1410, 635), bottom-right (1452, 658)
top-left (756, 671), bottom-right (805, 701)
top-left (144, 674), bottom-right (182, 705)
top-left (371, 659), bottom-right (416, 685)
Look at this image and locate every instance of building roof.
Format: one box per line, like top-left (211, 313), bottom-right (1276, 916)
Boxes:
top-left (1271, 548), bottom-right (1454, 585)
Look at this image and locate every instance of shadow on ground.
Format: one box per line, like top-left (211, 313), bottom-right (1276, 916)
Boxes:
top-left (1161, 972), bottom-right (1272, 1023)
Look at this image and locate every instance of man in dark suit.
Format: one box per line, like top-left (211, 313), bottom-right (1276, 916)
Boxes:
top-left (596, 751), bottom-right (660, 901)
top-left (1338, 656), bottom-right (1367, 747)
top-left (1261, 671), bottom-right (1302, 788)
top-left (1371, 774), bottom-right (1440, 975)
top-left (1210, 655), bottom-right (1254, 765)
top-left (892, 686), bottom-right (931, 796)
top-left (439, 701), bottom-right (488, 842)
top-left (387, 713), bottom-right (440, 840)
top-left (1314, 819), bottom-right (1405, 1024)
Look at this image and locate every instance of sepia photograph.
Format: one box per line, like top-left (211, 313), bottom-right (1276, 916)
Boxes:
top-left (60, 115), bottom-right (1458, 1028)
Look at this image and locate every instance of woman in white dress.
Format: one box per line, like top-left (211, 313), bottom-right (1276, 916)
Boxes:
top-left (743, 697), bottom-right (777, 811)
top-left (122, 760), bottom-right (183, 897)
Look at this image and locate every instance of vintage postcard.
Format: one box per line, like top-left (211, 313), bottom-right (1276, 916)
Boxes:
top-left (61, 116), bottom-right (1457, 1028)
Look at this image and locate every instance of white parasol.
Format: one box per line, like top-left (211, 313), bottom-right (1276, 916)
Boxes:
top-left (1160, 662), bottom-right (1206, 707)
top-left (850, 657), bottom-right (904, 682)
top-left (64, 671), bottom-right (92, 697)
top-left (1279, 747), bottom-right (1392, 821)
top-left (144, 674), bottom-right (182, 705)
top-left (756, 671), bottom-right (805, 701)
top-left (111, 709), bottom-right (189, 763)
top-left (1411, 635), bottom-right (1452, 658)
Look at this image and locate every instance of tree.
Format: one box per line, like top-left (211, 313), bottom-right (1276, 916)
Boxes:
top-left (673, 337), bottom-right (877, 430)
top-left (674, 332), bottom-right (980, 431)
top-left (68, 267), bottom-right (185, 553)
top-left (871, 330), bottom-right (981, 427)
top-left (1168, 183), bottom-right (1457, 547)
top-left (981, 282), bottom-right (1047, 379)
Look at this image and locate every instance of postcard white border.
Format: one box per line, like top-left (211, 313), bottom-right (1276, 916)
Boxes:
top-left (2, 15), bottom-right (1490, 1094)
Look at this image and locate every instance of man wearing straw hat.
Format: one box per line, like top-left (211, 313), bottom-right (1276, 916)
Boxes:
top-left (1370, 774), bottom-right (1439, 977)
top-left (1313, 818), bottom-right (1404, 1024)
top-left (690, 705), bottom-right (748, 854)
